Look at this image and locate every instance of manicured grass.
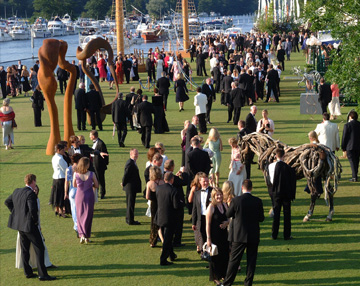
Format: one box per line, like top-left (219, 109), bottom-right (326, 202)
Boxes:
top-left (0, 51), bottom-right (359, 286)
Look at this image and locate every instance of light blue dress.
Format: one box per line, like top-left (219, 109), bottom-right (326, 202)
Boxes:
top-left (206, 139), bottom-right (222, 173)
top-left (67, 166), bottom-right (77, 231)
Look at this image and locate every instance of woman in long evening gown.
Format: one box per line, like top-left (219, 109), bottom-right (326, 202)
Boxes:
top-left (204, 128), bottom-right (223, 187)
top-left (206, 188), bottom-right (230, 285)
top-left (228, 137), bottom-right (246, 197)
top-left (73, 157), bottom-right (99, 244)
top-left (97, 54), bottom-right (107, 82)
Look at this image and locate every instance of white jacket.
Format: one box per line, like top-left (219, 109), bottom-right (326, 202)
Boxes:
top-left (194, 92), bottom-right (208, 115)
top-left (315, 120), bottom-right (340, 151)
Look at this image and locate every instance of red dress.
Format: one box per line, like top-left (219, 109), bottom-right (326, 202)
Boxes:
top-left (97, 58), bottom-right (107, 79)
top-left (116, 61), bottom-right (124, 84)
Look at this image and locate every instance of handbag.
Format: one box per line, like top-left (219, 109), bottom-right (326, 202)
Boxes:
top-left (201, 249), bottom-right (211, 262)
top-left (12, 119), bottom-right (17, 128)
top-left (202, 242), bottom-right (219, 258)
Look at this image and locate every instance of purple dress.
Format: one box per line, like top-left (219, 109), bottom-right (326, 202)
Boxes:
top-left (75, 172), bottom-right (95, 238)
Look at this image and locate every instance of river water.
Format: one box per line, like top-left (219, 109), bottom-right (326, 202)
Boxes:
top-left (0, 16), bottom-right (254, 68)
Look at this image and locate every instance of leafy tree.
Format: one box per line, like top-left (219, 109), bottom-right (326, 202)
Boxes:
top-left (84, 0), bottom-right (112, 19)
top-left (146, 0), bottom-right (168, 20)
top-left (304, 0), bottom-right (360, 105)
top-left (33, 0), bottom-right (75, 19)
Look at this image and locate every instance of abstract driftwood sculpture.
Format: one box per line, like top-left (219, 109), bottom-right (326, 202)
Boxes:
top-left (239, 133), bottom-right (342, 222)
top-left (76, 37), bottom-right (119, 122)
top-left (38, 39), bottom-right (76, 155)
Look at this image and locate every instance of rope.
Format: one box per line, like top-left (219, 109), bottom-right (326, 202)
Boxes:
top-left (138, 79), bottom-right (155, 90)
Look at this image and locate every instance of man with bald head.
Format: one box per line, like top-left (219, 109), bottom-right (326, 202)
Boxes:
top-left (74, 82), bottom-right (87, 131)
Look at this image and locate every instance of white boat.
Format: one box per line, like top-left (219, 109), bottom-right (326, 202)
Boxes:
top-left (48, 16), bottom-right (66, 36)
top-left (80, 34), bottom-right (116, 50)
top-left (199, 29), bottom-right (223, 37)
top-left (98, 20), bottom-right (110, 32)
top-left (224, 27), bottom-right (242, 36)
top-left (32, 17), bottom-right (51, 38)
top-left (0, 29), bottom-right (12, 42)
top-left (61, 13), bottom-right (72, 25)
top-left (61, 13), bottom-right (77, 35)
top-left (9, 24), bottom-right (31, 40)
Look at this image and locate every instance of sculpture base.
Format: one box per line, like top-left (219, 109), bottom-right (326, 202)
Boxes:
top-left (300, 93), bottom-right (322, 115)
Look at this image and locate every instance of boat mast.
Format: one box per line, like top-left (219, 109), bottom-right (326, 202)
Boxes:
top-left (116, 0), bottom-right (124, 55)
top-left (182, 0), bottom-right (190, 50)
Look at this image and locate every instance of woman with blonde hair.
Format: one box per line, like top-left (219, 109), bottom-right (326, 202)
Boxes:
top-left (206, 188), bottom-right (229, 285)
top-left (222, 180), bottom-right (235, 205)
top-left (73, 157), bottom-right (98, 244)
top-left (308, 130), bottom-right (319, 143)
top-left (228, 137), bottom-right (246, 196)
top-left (174, 73), bottom-right (189, 111)
top-left (0, 98), bottom-right (15, 150)
top-left (145, 166), bottom-right (164, 247)
top-left (204, 128), bottom-right (223, 187)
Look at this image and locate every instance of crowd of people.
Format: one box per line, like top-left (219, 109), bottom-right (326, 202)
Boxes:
top-left (3, 28), bottom-right (360, 285)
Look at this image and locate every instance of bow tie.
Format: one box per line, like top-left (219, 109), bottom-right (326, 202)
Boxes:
top-left (74, 148), bottom-right (80, 150)
top-left (201, 189), bottom-right (207, 192)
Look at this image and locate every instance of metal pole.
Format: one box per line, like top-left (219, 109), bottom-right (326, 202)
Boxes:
top-left (116, 0), bottom-right (124, 55)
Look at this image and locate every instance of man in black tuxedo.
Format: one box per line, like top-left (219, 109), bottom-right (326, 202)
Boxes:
top-left (90, 63), bottom-right (100, 82)
top-left (0, 66), bottom-right (7, 98)
top-left (186, 137), bottom-right (212, 179)
top-left (237, 120), bottom-right (249, 141)
top-left (125, 86), bottom-right (136, 130)
top-left (122, 148), bottom-right (142, 225)
top-left (112, 92), bottom-right (131, 147)
top-left (185, 115), bottom-right (199, 154)
top-left (74, 83), bottom-right (87, 131)
top-left (33, 60), bottom-right (40, 73)
top-left (123, 56), bottom-right (132, 84)
top-left (231, 81), bottom-right (245, 125)
top-left (137, 95), bottom-right (155, 148)
top-left (341, 110), bottom-right (360, 182)
top-left (255, 65), bottom-right (265, 100)
top-left (164, 160), bottom-right (189, 247)
top-left (191, 173), bottom-right (212, 246)
top-left (221, 71), bottom-right (233, 122)
top-left (86, 84), bottom-right (103, 131)
top-left (146, 54), bottom-right (156, 81)
top-left (56, 67), bottom-right (68, 95)
top-left (277, 45), bottom-right (285, 71)
top-left (156, 72), bottom-right (171, 110)
top-left (156, 172), bottom-right (180, 266)
top-left (269, 148), bottom-right (296, 240)
top-left (222, 179), bottom-right (264, 286)
top-left (213, 62), bottom-right (221, 94)
top-left (189, 41), bottom-right (196, 62)
top-left (5, 174), bottom-right (56, 281)
top-left (318, 78), bottom-right (332, 114)
top-left (90, 130), bottom-right (109, 199)
top-left (265, 65), bottom-right (279, 103)
top-left (144, 153), bottom-right (163, 184)
top-left (245, 106), bottom-right (257, 179)
top-left (202, 78), bottom-right (216, 124)
top-left (72, 60), bottom-right (80, 94)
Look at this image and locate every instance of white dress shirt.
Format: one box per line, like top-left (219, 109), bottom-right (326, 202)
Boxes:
top-left (91, 139), bottom-right (98, 157)
top-left (194, 92), bottom-right (208, 115)
top-left (315, 120), bottom-right (340, 151)
top-left (268, 160), bottom-right (280, 184)
top-left (52, 153), bottom-right (67, 179)
top-left (200, 188), bottom-right (209, 215)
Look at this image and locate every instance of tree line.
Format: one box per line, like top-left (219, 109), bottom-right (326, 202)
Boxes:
top-left (1, 0), bottom-right (257, 20)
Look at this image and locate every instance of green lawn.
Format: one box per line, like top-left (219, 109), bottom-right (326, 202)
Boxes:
top-left (0, 51), bottom-right (359, 286)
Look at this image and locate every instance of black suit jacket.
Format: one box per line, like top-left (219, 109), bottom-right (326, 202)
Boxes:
top-left (226, 193), bottom-right (264, 243)
top-left (192, 186), bottom-right (212, 225)
top-left (271, 161), bottom-right (296, 200)
top-left (56, 67), bottom-right (68, 80)
top-left (92, 138), bottom-right (108, 171)
top-left (341, 119), bottom-right (360, 151)
top-left (187, 148), bottom-right (212, 178)
top-left (201, 84), bottom-right (216, 102)
top-left (86, 90), bottom-right (102, 111)
top-left (221, 75), bottom-right (233, 93)
top-left (0, 70), bottom-right (6, 85)
top-left (267, 69), bottom-right (279, 86)
top-left (156, 183), bottom-right (180, 227)
top-left (231, 87), bottom-right (245, 108)
top-left (5, 187), bottom-right (38, 233)
top-left (32, 89), bottom-right (44, 109)
top-left (112, 98), bottom-right (131, 124)
top-left (122, 159), bottom-right (141, 193)
top-left (156, 77), bottom-right (170, 96)
top-left (137, 100), bottom-right (155, 127)
top-left (237, 128), bottom-right (249, 141)
top-left (185, 124), bottom-right (198, 152)
top-left (245, 113), bottom-right (257, 133)
top-left (277, 49), bottom-right (285, 61)
top-left (74, 88), bottom-right (86, 110)
top-left (171, 171), bottom-right (189, 208)
top-left (318, 83), bottom-right (332, 105)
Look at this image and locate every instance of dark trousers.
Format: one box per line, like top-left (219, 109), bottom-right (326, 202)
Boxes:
top-left (160, 225), bottom-right (176, 264)
top-left (246, 152), bottom-right (255, 179)
top-left (141, 126), bottom-right (151, 148)
top-left (266, 84), bottom-right (279, 102)
top-left (201, 63), bottom-right (207, 76)
top-left (94, 167), bottom-right (106, 198)
top-left (197, 113), bottom-right (207, 134)
top-left (200, 215), bottom-right (207, 243)
top-left (1, 82), bottom-right (6, 98)
top-left (59, 80), bottom-right (67, 94)
top-left (115, 123), bottom-right (127, 145)
top-left (223, 242), bottom-right (259, 286)
top-left (279, 60), bottom-right (285, 71)
top-left (33, 107), bottom-right (42, 127)
top-left (233, 107), bottom-right (242, 125)
top-left (227, 104), bottom-right (234, 122)
top-left (347, 150), bottom-right (360, 180)
top-left (320, 102), bottom-right (328, 114)
top-left (272, 197), bottom-right (291, 239)
top-left (19, 228), bottom-right (48, 277)
top-left (147, 69), bottom-right (155, 82)
top-left (256, 83), bottom-right (264, 100)
top-left (124, 71), bottom-right (130, 83)
top-left (190, 52), bottom-right (194, 62)
top-left (206, 100), bottom-right (212, 122)
top-left (125, 190), bottom-right (136, 223)
top-left (173, 207), bottom-right (184, 245)
top-left (76, 109), bottom-right (86, 130)
top-left (89, 109), bottom-right (102, 130)
top-left (162, 93), bottom-right (169, 110)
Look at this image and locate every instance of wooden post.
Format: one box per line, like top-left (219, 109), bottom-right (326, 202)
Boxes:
top-left (116, 0), bottom-right (124, 55)
top-left (182, 0), bottom-right (190, 51)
